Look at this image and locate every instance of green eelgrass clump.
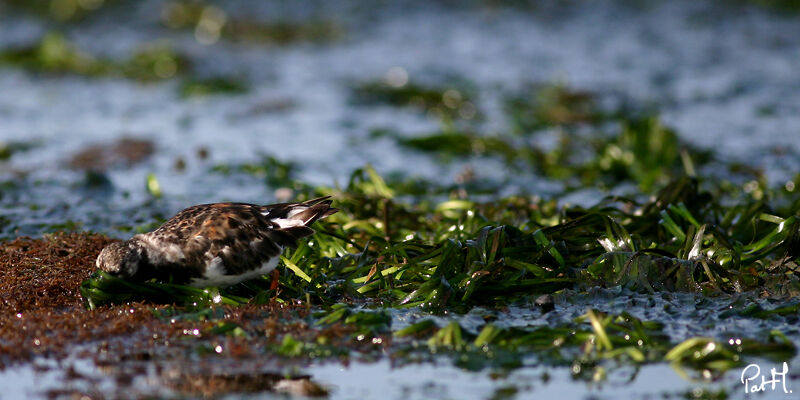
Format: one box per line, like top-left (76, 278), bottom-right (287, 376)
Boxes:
top-left (80, 270), bottom-right (247, 310)
top-left (269, 173), bottom-right (799, 308)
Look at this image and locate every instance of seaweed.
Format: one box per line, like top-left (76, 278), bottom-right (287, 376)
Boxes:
top-left (0, 32), bottom-right (191, 82)
top-left (351, 80), bottom-right (480, 122)
top-left (179, 76), bottom-right (249, 98)
top-left (161, 1), bottom-right (343, 45)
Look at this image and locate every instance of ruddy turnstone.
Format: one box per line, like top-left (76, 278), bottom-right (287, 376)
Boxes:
top-left (96, 196), bottom-right (337, 287)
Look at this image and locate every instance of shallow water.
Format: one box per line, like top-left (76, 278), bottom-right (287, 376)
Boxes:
top-left (1, 0), bottom-right (800, 398)
top-left (0, 357), bottom-right (736, 400)
top-left (309, 360), bottom-right (737, 400)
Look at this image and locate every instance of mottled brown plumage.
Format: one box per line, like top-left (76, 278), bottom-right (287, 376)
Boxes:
top-left (96, 196), bottom-right (337, 287)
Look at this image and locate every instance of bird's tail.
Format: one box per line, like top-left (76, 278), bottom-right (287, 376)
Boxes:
top-left (262, 196), bottom-right (338, 247)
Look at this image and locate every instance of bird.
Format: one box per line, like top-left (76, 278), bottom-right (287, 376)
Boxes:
top-left (95, 196), bottom-right (337, 287)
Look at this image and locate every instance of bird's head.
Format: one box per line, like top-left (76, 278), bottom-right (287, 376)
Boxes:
top-left (96, 241), bottom-right (144, 278)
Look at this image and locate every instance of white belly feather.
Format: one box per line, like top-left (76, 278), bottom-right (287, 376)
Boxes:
top-left (189, 256), bottom-right (280, 287)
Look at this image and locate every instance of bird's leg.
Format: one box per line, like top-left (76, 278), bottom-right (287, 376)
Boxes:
top-left (269, 268), bottom-right (280, 291)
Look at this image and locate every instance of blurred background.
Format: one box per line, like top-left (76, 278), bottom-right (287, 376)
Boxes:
top-left (0, 0), bottom-right (799, 238)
